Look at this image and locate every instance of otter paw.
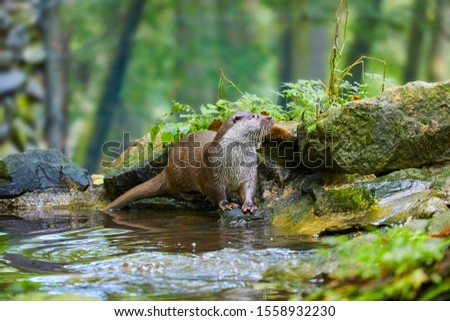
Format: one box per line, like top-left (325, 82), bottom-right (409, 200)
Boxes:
top-left (219, 200), bottom-right (240, 211)
top-left (241, 201), bottom-right (257, 213)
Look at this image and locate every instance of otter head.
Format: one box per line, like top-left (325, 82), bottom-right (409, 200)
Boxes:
top-left (215, 112), bottom-right (274, 144)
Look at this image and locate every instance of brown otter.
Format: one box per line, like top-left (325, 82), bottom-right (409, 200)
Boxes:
top-left (103, 112), bottom-right (274, 213)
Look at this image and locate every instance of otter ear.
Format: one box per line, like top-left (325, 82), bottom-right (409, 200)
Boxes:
top-left (233, 115), bottom-right (241, 123)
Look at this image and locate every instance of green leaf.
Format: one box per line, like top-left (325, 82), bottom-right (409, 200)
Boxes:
top-left (161, 131), bottom-right (174, 143)
top-left (306, 121), bottom-right (317, 132)
top-left (216, 99), bottom-right (230, 106)
top-left (200, 104), bottom-right (217, 116)
top-left (150, 124), bottom-right (161, 142)
top-left (163, 123), bottom-right (178, 135)
top-left (177, 123), bottom-right (191, 135)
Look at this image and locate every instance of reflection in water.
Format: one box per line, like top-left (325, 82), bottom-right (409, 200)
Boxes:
top-left (0, 209), bottom-right (320, 300)
top-left (108, 210), bottom-right (318, 253)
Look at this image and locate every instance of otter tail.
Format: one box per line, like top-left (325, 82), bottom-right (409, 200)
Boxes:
top-left (102, 172), bottom-right (167, 212)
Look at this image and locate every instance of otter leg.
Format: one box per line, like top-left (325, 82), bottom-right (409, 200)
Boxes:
top-left (219, 200), bottom-right (240, 210)
top-left (207, 186), bottom-right (239, 211)
top-left (239, 180), bottom-right (257, 213)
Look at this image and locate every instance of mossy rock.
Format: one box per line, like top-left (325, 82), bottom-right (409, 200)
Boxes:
top-left (0, 186), bottom-right (107, 211)
top-left (428, 210), bottom-right (450, 236)
top-left (303, 81), bottom-right (450, 174)
top-left (102, 134), bottom-right (169, 199)
top-left (271, 164), bottom-right (450, 235)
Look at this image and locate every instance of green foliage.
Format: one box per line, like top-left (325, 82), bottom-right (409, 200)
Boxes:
top-left (149, 74), bottom-right (375, 143)
top-left (328, 0), bottom-right (387, 105)
top-left (310, 228), bottom-right (450, 300)
top-left (281, 80), bottom-right (326, 120)
top-left (149, 100), bottom-right (227, 143)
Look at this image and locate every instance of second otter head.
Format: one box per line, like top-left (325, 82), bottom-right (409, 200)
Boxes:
top-left (215, 112), bottom-right (274, 143)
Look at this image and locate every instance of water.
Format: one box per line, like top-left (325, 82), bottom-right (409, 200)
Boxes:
top-left (0, 210), bottom-right (320, 300)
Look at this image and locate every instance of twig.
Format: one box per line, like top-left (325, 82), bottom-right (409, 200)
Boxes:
top-left (218, 69), bottom-right (244, 98)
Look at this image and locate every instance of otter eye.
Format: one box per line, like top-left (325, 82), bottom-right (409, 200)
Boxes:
top-left (253, 114), bottom-right (259, 118)
top-left (233, 115), bottom-right (241, 123)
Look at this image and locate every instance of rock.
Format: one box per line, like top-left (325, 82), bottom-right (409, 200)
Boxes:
top-left (91, 174), bottom-right (104, 186)
top-left (270, 163), bottom-right (450, 235)
top-left (6, 24), bottom-right (29, 48)
top-left (428, 210), bottom-right (450, 237)
top-left (219, 207), bottom-right (272, 226)
top-left (0, 185), bottom-right (106, 211)
top-left (304, 81), bottom-right (450, 174)
top-left (429, 162), bottom-right (450, 204)
top-left (0, 69), bottom-right (26, 95)
top-left (129, 196), bottom-right (215, 212)
top-left (103, 134), bottom-right (168, 200)
top-left (405, 219), bottom-right (430, 233)
top-left (0, 149), bottom-right (90, 198)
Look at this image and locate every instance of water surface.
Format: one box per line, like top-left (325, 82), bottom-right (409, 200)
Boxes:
top-left (0, 210), bottom-right (319, 300)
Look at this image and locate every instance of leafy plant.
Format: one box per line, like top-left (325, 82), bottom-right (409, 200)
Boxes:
top-left (327, 0), bottom-right (386, 105)
top-left (148, 74), bottom-right (377, 143)
top-left (309, 228), bottom-right (450, 300)
top-left (281, 80), bottom-right (326, 120)
top-left (149, 94), bottom-right (284, 143)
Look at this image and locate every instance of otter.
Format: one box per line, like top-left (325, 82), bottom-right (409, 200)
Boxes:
top-left (103, 112), bottom-right (274, 213)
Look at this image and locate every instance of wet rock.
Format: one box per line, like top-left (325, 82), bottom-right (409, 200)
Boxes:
top-left (129, 196), bottom-right (215, 212)
top-left (0, 186), bottom-right (106, 211)
top-left (0, 69), bottom-right (26, 95)
top-left (0, 149), bottom-right (90, 198)
top-left (263, 251), bottom-right (336, 282)
top-left (219, 207), bottom-right (272, 226)
top-left (304, 81), bottom-right (450, 174)
top-left (270, 163), bottom-right (450, 235)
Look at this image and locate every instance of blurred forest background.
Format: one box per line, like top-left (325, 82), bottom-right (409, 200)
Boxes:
top-left (0, 0), bottom-right (449, 172)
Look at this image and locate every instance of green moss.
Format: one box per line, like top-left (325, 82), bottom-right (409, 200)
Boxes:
top-left (314, 186), bottom-right (376, 216)
top-left (328, 187), bottom-right (375, 211)
top-left (308, 227), bottom-right (450, 300)
top-left (0, 160), bottom-right (11, 181)
top-left (378, 168), bottom-right (430, 182)
top-left (307, 81), bottom-right (450, 174)
top-left (272, 196), bottom-right (315, 229)
top-left (430, 163), bottom-right (450, 190)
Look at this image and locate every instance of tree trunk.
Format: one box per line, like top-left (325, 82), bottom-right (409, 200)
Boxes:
top-left (427, 0), bottom-right (446, 81)
top-left (85, 0), bottom-right (146, 173)
top-left (345, 0), bottom-right (382, 84)
top-left (42, 0), bottom-right (68, 152)
top-left (174, 0), bottom-right (218, 107)
top-left (279, 6), bottom-right (294, 87)
top-left (279, 0), bottom-right (310, 86)
top-left (309, 24), bottom-right (328, 81)
top-left (291, 0), bottom-right (310, 81)
top-left (404, 0), bottom-right (427, 83)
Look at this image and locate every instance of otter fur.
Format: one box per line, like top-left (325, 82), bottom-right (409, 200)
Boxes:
top-left (103, 112), bottom-right (274, 213)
